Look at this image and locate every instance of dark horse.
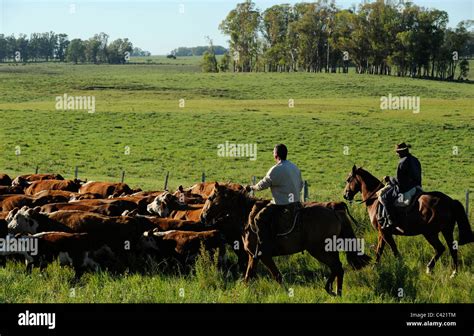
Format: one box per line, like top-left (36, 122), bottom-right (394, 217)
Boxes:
top-left (201, 182), bottom-right (371, 296)
top-left (343, 165), bottom-right (473, 277)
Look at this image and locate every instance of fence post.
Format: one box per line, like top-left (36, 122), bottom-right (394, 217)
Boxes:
top-left (35, 166), bottom-right (39, 174)
top-left (201, 172), bottom-right (206, 183)
top-left (121, 171), bottom-right (125, 183)
top-left (303, 180), bottom-right (309, 202)
top-left (74, 166), bottom-right (79, 179)
top-left (164, 171), bottom-right (169, 190)
top-left (466, 190), bottom-right (470, 220)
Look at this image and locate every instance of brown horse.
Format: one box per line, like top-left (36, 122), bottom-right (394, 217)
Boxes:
top-left (343, 165), bottom-right (473, 277)
top-left (201, 183), bottom-right (371, 296)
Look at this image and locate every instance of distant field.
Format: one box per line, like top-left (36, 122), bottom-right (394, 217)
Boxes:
top-left (0, 61), bottom-right (472, 303)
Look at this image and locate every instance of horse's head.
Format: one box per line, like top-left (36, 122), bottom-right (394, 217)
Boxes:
top-left (200, 182), bottom-right (246, 226)
top-left (343, 165), bottom-right (362, 201)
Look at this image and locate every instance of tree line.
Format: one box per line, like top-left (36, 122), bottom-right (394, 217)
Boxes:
top-left (0, 32), bottom-right (139, 64)
top-left (171, 46), bottom-right (227, 57)
top-left (213, 0), bottom-right (472, 79)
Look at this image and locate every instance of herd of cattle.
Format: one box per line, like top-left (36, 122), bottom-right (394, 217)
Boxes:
top-left (0, 173), bottom-right (242, 280)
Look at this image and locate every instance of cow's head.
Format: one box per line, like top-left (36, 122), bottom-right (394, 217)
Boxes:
top-left (147, 192), bottom-right (185, 217)
top-left (11, 176), bottom-right (30, 188)
top-left (141, 230), bottom-right (161, 251)
top-left (7, 206), bottom-right (41, 234)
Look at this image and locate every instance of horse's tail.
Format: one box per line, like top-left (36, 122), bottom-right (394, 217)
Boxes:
top-left (452, 199), bottom-right (474, 245)
top-left (337, 212), bottom-right (371, 270)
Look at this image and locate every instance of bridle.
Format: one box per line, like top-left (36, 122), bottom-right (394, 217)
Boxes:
top-left (347, 173), bottom-right (384, 205)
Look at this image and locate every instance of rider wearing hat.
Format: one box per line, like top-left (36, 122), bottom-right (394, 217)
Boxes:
top-left (381, 142), bottom-right (422, 229)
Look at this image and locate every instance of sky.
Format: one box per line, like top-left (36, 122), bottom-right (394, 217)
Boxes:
top-left (1, 0), bottom-right (473, 55)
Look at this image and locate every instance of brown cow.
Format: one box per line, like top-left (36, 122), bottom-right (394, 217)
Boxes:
top-left (185, 182), bottom-right (243, 199)
top-left (0, 174), bottom-right (12, 186)
top-left (33, 190), bottom-right (102, 201)
top-left (12, 174), bottom-right (64, 186)
top-left (0, 193), bottom-right (70, 212)
top-left (143, 229), bottom-right (225, 266)
top-left (78, 181), bottom-right (135, 198)
top-left (70, 198), bottom-right (139, 213)
top-left (21, 232), bottom-right (112, 280)
top-left (40, 202), bottom-right (128, 217)
top-left (6, 207), bottom-right (154, 250)
top-left (32, 190), bottom-right (75, 199)
top-left (24, 179), bottom-right (82, 196)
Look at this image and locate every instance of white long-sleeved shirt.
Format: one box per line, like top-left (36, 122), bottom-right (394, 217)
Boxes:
top-left (254, 160), bottom-right (304, 205)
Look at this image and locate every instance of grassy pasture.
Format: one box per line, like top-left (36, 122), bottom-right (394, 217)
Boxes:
top-left (0, 60), bottom-right (472, 303)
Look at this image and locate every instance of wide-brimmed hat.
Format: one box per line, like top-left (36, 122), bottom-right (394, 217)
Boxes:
top-left (395, 142), bottom-right (411, 152)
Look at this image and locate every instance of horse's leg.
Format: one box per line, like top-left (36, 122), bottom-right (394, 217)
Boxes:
top-left (235, 247), bottom-right (248, 274)
top-left (244, 254), bottom-right (259, 283)
top-left (308, 249), bottom-right (344, 296)
top-left (375, 232), bottom-right (386, 263)
top-left (382, 233), bottom-right (400, 258)
top-left (441, 229), bottom-right (457, 278)
top-left (424, 233), bottom-right (446, 274)
top-left (260, 255), bottom-right (283, 284)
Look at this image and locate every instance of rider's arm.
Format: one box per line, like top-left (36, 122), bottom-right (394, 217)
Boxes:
top-left (253, 167), bottom-right (276, 191)
top-left (253, 175), bottom-right (272, 191)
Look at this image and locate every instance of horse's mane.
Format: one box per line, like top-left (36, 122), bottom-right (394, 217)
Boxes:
top-left (356, 167), bottom-right (382, 191)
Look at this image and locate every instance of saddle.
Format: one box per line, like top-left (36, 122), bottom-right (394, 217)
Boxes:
top-left (377, 186), bottom-right (423, 227)
top-left (272, 203), bottom-right (303, 237)
top-left (249, 202), bottom-right (303, 236)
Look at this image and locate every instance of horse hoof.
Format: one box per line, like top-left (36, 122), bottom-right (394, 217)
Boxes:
top-left (450, 271), bottom-right (457, 279)
top-left (426, 267), bottom-right (431, 274)
top-left (326, 291), bottom-right (336, 297)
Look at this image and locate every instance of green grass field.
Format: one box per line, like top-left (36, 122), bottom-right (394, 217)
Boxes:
top-left (0, 59), bottom-right (472, 303)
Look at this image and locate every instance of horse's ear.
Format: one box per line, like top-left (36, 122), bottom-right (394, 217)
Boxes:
top-left (178, 185), bottom-right (184, 192)
top-left (352, 164), bottom-right (357, 173)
